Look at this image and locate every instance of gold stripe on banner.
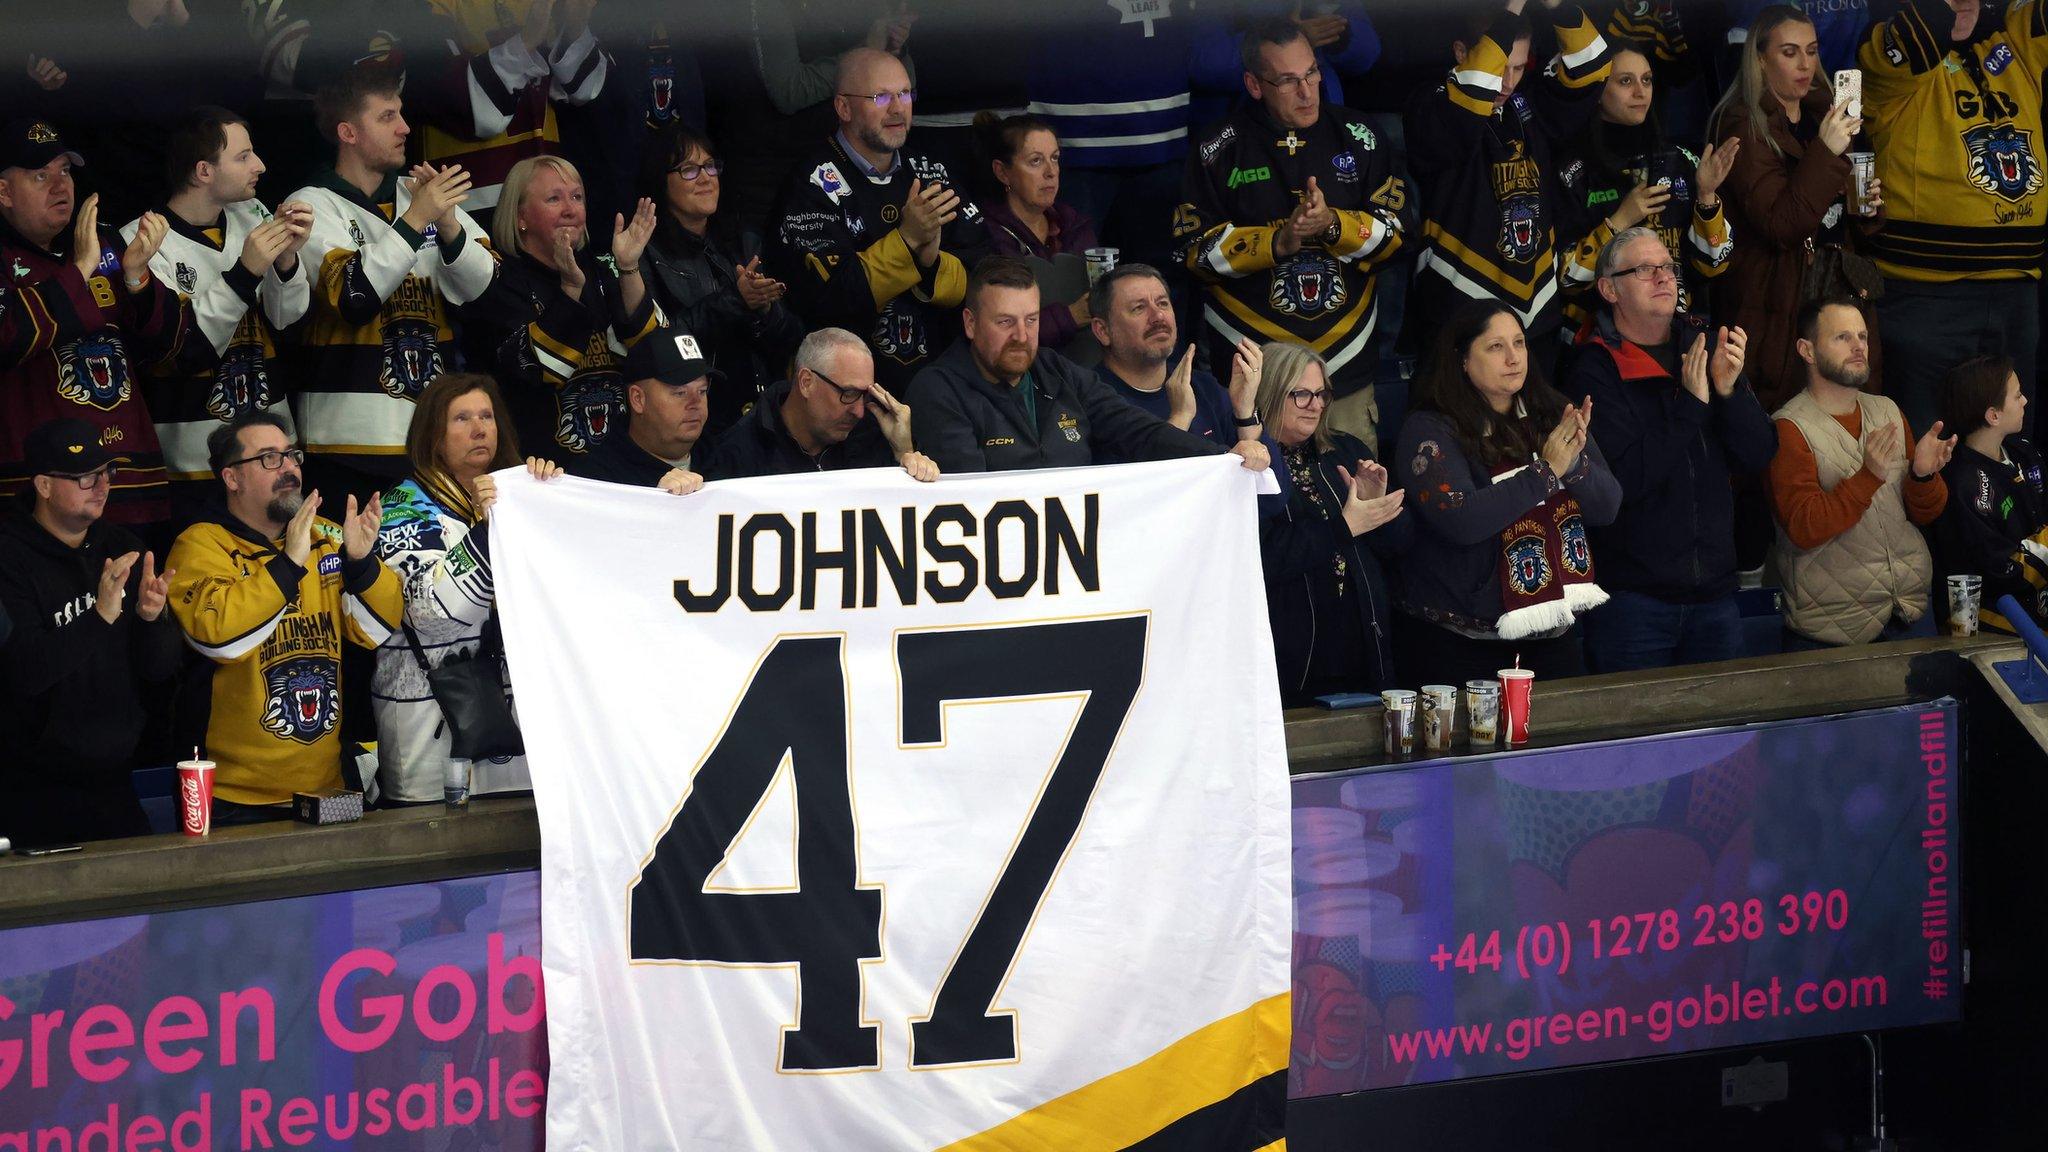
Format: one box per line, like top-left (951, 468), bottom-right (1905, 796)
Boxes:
top-left (936, 992), bottom-right (1290, 1152)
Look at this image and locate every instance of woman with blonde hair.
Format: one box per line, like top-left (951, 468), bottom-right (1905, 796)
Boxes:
top-left (371, 373), bottom-right (557, 803)
top-left (1708, 5), bottom-right (1883, 412)
top-left (1255, 341), bottom-right (1411, 706)
top-left (464, 155), bottom-right (665, 465)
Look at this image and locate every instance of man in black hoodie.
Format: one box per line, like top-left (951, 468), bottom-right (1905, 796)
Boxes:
top-left (701, 327), bottom-right (939, 482)
top-left (1560, 227), bottom-right (1777, 672)
top-left (0, 418), bottom-right (181, 846)
top-left (910, 257), bottom-right (1272, 475)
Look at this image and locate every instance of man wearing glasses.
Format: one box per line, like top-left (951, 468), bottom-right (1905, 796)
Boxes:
top-left (702, 327), bottom-right (937, 481)
top-left (167, 412), bottom-right (402, 823)
top-left (1558, 227), bottom-right (1776, 671)
top-left (770, 47), bottom-right (989, 393)
top-left (0, 418), bottom-right (182, 846)
top-left (1177, 18), bottom-right (1410, 450)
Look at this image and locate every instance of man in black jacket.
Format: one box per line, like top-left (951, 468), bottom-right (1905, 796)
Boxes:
top-left (0, 418), bottom-right (181, 846)
top-left (701, 327), bottom-right (939, 481)
top-left (910, 257), bottom-right (1273, 474)
top-left (571, 331), bottom-right (715, 493)
top-left (1560, 227), bottom-right (1776, 672)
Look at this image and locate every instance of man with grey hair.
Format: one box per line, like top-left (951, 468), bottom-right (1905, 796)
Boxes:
top-left (700, 327), bottom-right (939, 480)
top-left (1558, 226), bottom-right (1776, 672)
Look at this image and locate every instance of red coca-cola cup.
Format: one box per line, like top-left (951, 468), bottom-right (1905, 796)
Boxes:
top-left (1498, 668), bottom-right (1535, 747)
top-left (177, 758), bottom-right (215, 835)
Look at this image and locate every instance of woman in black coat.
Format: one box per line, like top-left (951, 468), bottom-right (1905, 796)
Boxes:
top-left (639, 124), bottom-right (805, 434)
top-left (1256, 341), bottom-right (1413, 706)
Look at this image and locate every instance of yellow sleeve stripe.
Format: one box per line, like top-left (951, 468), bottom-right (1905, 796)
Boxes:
top-left (1329, 209), bottom-right (1396, 263)
top-left (913, 252), bottom-right (969, 308)
top-left (1196, 224), bottom-right (1281, 278)
top-left (855, 229), bottom-right (924, 311)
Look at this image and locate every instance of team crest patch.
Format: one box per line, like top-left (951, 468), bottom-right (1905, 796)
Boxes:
top-left (261, 657), bottom-right (340, 744)
top-left (175, 262), bottom-right (197, 295)
top-left (56, 334), bottom-right (130, 411)
top-left (208, 344), bottom-right (270, 420)
top-left (811, 162), bottom-right (851, 205)
top-left (873, 302), bottom-right (926, 363)
top-left (379, 320), bottom-right (442, 399)
top-left (647, 59), bottom-right (676, 122)
top-left (1411, 439), bottom-right (1442, 476)
top-left (555, 369), bottom-right (628, 452)
top-left (1497, 194), bottom-right (1543, 263)
top-left (1057, 413), bottom-right (1081, 443)
top-left (1345, 121), bottom-right (1376, 151)
top-left (1963, 123), bottom-right (2043, 203)
top-left (1269, 252), bottom-right (1348, 317)
top-left (1557, 509), bottom-right (1591, 577)
top-left (1331, 152), bottom-right (1359, 183)
top-left (1506, 527), bottom-right (1553, 597)
top-left (348, 219), bottom-right (366, 248)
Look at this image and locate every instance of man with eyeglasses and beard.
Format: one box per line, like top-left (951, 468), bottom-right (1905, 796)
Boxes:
top-left (167, 412), bottom-right (402, 823)
top-left (911, 256), bottom-right (1272, 474)
top-left (1559, 227), bottom-right (1775, 672)
top-left (701, 327), bottom-right (938, 481)
top-left (769, 47), bottom-right (989, 393)
top-left (0, 419), bottom-right (182, 846)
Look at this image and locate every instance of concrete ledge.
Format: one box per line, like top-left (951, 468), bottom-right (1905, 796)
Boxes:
top-left (0, 637), bottom-right (2000, 928)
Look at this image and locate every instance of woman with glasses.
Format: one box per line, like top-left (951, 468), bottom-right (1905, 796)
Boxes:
top-left (1554, 40), bottom-right (1739, 341)
top-left (1255, 342), bottom-right (1412, 706)
top-left (371, 373), bottom-right (558, 804)
top-left (639, 124), bottom-right (804, 435)
top-left (1392, 300), bottom-right (1621, 686)
top-left (465, 156), bottom-right (664, 466)
top-left (973, 111), bottom-right (1097, 359)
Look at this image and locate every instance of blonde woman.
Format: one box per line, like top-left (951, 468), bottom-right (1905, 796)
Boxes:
top-left (465, 155), bottom-right (664, 464)
top-left (1255, 341), bottom-right (1411, 706)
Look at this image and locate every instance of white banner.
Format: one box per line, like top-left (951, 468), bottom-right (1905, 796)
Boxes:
top-left (491, 459), bottom-right (1291, 1151)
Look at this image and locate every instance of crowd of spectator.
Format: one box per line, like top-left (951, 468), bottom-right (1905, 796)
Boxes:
top-left (4, 0), bottom-right (2046, 845)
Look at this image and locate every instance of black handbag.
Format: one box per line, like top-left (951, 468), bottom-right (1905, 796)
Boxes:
top-left (400, 615), bottom-right (525, 761)
top-left (1799, 237), bottom-right (1885, 303)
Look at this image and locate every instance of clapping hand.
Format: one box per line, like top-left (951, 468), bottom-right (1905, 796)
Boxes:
top-left (283, 491), bottom-right (322, 567)
top-left (341, 492), bottom-right (383, 562)
top-left (611, 197), bottom-right (657, 271)
top-left (27, 54), bottom-right (66, 91)
top-left (1695, 137), bottom-right (1740, 204)
top-left (900, 178), bottom-right (960, 263)
top-left (1294, 3), bottom-right (1350, 48)
top-left (1911, 419), bottom-right (1957, 479)
top-left (553, 225), bottom-right (586, 295)
top-left (1336, 459), bottom-right (1406, 536)
top-left (1680, 333), bottom-right (1712, 404)
top-left (136, 552), bottom-right (173, 623)
top-left (1277, 178), bottom-right (1335, 257)
top-left (1227, 337), bottom-right (1264, 428)
top-left (736, 256), bottom-right (787, 311)
top-left (70, 194), bottom-right (104, 280)
top-left (95, 551), bottom-right (140, 625)
top-left (122, 211), bottom-right (169, 288)
top-left (1860, 420), bottom-right (1903, 480)
top-left (1164, 344), bottom-right (1199, 429)
top-left (1709, 325), bottom-right (1747, 396)
top-left (402, 164), bottom-right (473, 237)
top-left (1541, 396), bottom-right (1594, 476)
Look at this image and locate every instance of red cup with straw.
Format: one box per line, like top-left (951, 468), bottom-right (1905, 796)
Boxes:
top-left (1498, 659), bottom-right (1535, 747)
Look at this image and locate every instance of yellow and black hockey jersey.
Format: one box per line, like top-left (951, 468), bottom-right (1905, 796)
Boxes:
top-left (768, 134), bottom-right (989, 392)
top-left (290, 169), bottom-right (498, 478)
top-left (1404, 5), bottom-right (1612, 347)
top-left (1177, 104), bottom-right (1411, 385)
top-left (168, 511), bottom-right (402, 806)
top-left (1860, 0), bottom-right (2048, 281)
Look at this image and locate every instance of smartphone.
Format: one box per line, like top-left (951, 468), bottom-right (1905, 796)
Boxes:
top-left (1833, 68), bottom-right (1862, 118)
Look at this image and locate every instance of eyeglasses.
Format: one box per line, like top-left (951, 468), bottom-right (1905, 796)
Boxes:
top-left (224, 447), bottom-right (306, 471)
top-left (54, 467), bottom-right (111, 490)
top-left (671, 159), bottom-right (722, 181)
top-left (1286, 387), bottom-right (1330, 410)
top-left (840, 89), bottom-right (915, 108)
top-left (1612, 261), bottom-right (1682, 282)
top-left (1259, 66), bottom-right (1322, 93)
top-left (810, 368), bottom-right (869, 405)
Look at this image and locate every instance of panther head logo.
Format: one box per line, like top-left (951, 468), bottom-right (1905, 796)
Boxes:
top-left (1268, 252), bottom-right (1349, 318)
top-left (261, 657), bottom-right (340, 744)
top-left (873, 304), bottom-right (925, 362)
top-left (379, 320), bottom-right (442, 399)
top-left (207, 345), bottom-right (271, 421)
top-left (555, 370), bottom-right (628, 453)
top-left (1963, 123), bottom-right (2044, 203)
top-left (1496, 195), bottom-right (1543, 263)
top-left (55, 334), bottom-right (130, 411)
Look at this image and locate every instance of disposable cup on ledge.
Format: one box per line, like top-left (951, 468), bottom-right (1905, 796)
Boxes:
top-left (1084, 246), bottom-right (1119, 285)
top-left (1499, 668), bottom-right (1535, 747)
top-left (176, 758), bottom-right (214, 836)
top-left (1465, 679), bottom-right (1500, 746)
top-left (1948, 574), bottom-right (1982, 637)
top-left (1420, 684), bottom-right (1458, 753)
top-left (1381, 689), bottom-right (1417, 757)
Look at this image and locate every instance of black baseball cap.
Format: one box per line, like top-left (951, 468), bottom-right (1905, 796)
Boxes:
top-left (0, 118), bottom-right (84, 174)
top-left (23, 418), bottom-right (125, 477)
top-left (625, 330), bottom-right (725, 388)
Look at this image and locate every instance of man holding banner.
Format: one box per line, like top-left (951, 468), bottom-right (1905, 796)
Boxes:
top-left (490, 449), bottom-right (1291, 1149)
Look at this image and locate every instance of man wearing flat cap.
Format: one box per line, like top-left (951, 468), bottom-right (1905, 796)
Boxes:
top-left (0, 118), bottom-right (190, 541)
top-left (0, 417), bottom-right (181, 846)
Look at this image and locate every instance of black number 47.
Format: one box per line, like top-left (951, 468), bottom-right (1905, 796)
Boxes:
top-left (629, 615), bottom-right (1150, 1072)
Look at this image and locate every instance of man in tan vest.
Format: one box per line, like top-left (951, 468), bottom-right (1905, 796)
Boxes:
top-left (1768, 296), bottom-right (1955, 646)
